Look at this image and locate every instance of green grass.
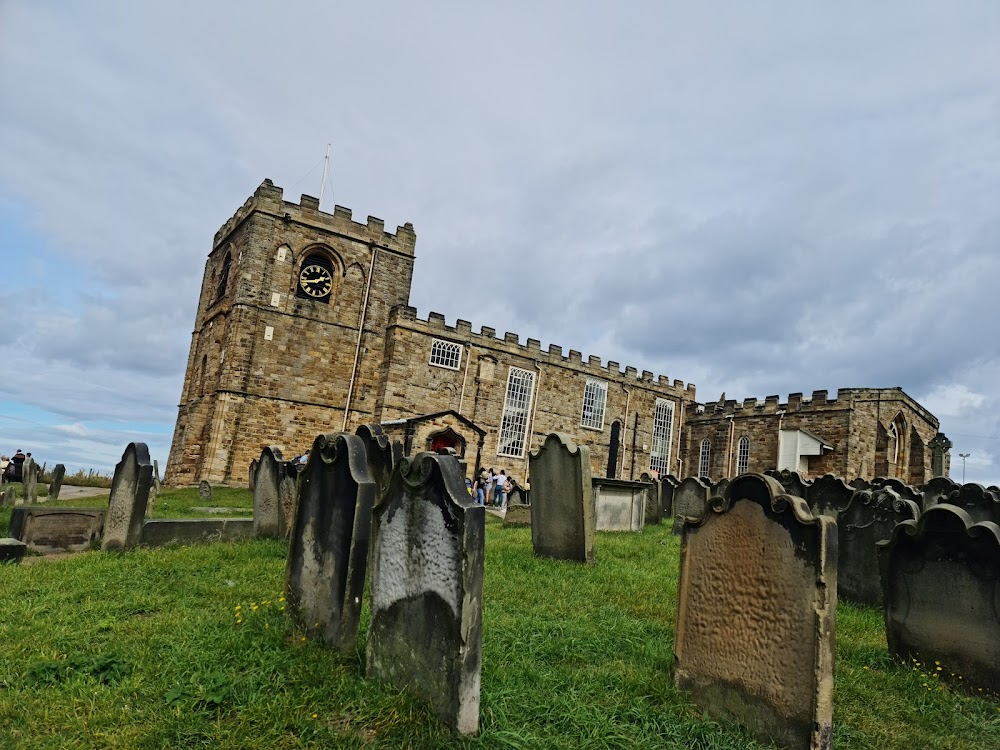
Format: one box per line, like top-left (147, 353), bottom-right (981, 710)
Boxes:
top-left (1, 517), bottom-right (998, 748)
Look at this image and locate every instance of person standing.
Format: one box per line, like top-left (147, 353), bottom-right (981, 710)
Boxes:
top-left (494, 469), bottom-right (507, 507)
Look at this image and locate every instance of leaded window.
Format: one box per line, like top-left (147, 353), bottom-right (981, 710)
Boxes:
top-left (429, 338), bottom-right (462, 370)
top-left (498, 367), bottom-right (535, 458)
top-left (580, 379), bottom-right (608, 430)
top-left (649, 398), bottom-right (675, 474)
top-left (737, 436), bottom-right (750, 474)
top-left (699, 439), bottom-right (712, 477)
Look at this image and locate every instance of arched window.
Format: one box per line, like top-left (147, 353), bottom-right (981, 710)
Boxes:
top-left (215, 253), bottom-right (232, 300)
top-left (296, 252), bottom-right (335, 302)
top-left (699, 439), bottom-right (712, 478)
top-left (736, 436), bottom-right (750, 475)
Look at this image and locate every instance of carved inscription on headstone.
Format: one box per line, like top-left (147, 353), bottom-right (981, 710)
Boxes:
top-left (528, 433), bottom-right (594, 563)
top-left (102, 443), bottom-right (154, 551)
top-left (675, 474), bottom-right (836, 750)
top-left (285, 434), bottom-right (375, 651)
top-left (367, 452), bottom-right (484, 735)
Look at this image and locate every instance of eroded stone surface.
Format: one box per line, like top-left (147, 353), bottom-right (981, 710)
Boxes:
top-left (880, 504), bottom-right (1000, 696)
top-left (593, 478), bottom-right (646, 532)
top-left (102, 443), bottom-right (154, 551)
top-left (675, 474), bottom-right (835, 750)
top-left (285, 433), bottom-right (375, 652)
top-left (366, 451), bottom-right (484, 735)
top-left (528, 433), bottom-right (594, 563)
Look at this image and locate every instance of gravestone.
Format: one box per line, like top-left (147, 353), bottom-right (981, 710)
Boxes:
top-left (944, 483), bottom-right (1000, 525)
top-left (47, 464), bottom-right (66, 502)
top-left (503, 501), bottom-right (531, 527)
top-left (661, 474), bottom-right (679, 516)
top-left (711, 477), bottom-right (731, 497)
top-left (102, 443), bottom-right (154, 551)
top-left (152, 460), bottom-right (161, 492)
top-left (837, 488), bottom-right (919, 606)
top-left (871, 478), bottom-right (921, 509)
top-left (22, 458), bottom-right (38, 504)
top-left (593, 478), bottom-right (646, 532)
top-left (920, 476), bottom-right (959, 510)
top-left (807, 474), bottom-right (854, 517)
top-left (928, 432), bottom-right (952, 477)
top-left (765, 469), bottom-right (812, 500)
top-left (367, 452), bottom-right (484, 735)
top-left (880, 504), bottom-right (1000, 695)
top-left (248, 458), bottom-right (258, 492)
top-left (1, 486), bottom-right (14, 507)
top-left (0, 538), bottom-right (27, 563)
top-left (12, 507), bottom-right (106, 553)
top-left (198, 480), bottom-right (212, 499)
top-left (643, 479), bottom-right (662, 525)
top-left (528, 433), bottom-right (594, 563)
top-left (285, 433), bottom-right (376, 651)
top-left (848, 477), bottom-right (871, 491)
top-left (253, 446), bottom-right (290, 539)
top-left (672, 477), bottom-right (711, 535)
top-left (278, 463), bottom-right (298, 537)
top-left (356, 424), bottom-right (395, 502)
top-left (674, 474), bottom-right (836, 750)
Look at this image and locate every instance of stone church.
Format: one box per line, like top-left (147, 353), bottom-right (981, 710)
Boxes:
top-left (164, 180), bottom-right (950, 486)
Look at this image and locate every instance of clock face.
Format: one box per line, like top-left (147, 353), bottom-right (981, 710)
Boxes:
top-left (298, 264), bottom-right (333, 298)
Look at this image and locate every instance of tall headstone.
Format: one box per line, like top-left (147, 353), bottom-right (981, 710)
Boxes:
top-left (355, 424), bottom-right (395, 502)
top-left (674, 474), bottom-right (836, 750)
top-left (837, 488), bottom-right (919, 607)
top-left (285, 434), bottom-right (376, 651)
top-left (47, 464), bottom-right (66, 502)
top-left (248, 458), bottom-right (258, 492)
top-left (807, 474), bottom-right (854, 518)
top-left (22, 458), bottom-right (38, 504)
top-left (660, 474), bottom-right (679, 516)
top-left (944, 483), bottom-right (1000, 525)
top-left (367, 452), bottom-right (484, 735)
top-left (198, 480), bottom-right (212, 499)
top-left (880, 504), bottom-right (1000, 695)
top-left (528, 433), bottom-right (594, 564)
top-left (102, 443), bottom-right (154, 551)
top-left (253, 446), bottom-right (290, 539)
top-left (672, 477), bottom-right (711, 535)
top-left (928, 432), bottom-right (953, 477)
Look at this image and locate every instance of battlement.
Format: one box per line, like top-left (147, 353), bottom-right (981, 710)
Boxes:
top-left (213, 179), bottom-right (416, 255)
top-left (388, 306), bottom-right (697, 399)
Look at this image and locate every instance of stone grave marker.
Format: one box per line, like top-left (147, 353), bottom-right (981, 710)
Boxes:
top-left (944, 483), bottom-right (1000, 525)
top-left (152, 460), bottom-right (161, 493)
top-left (12, 507), bottom-right (106, 553)
top-left (22, 458), bottom-right (38, 504)
top-left (848, 477), bottom-right (871, 491)
top-left (920, 476), bottom-right (959, 510)
top-left (528, 433), bottom-right (594, 563)
top-left (661, 474), bottom-right (679, 516)
top-left (871, 477), bottom-right (922, 508)
top-left (253, 446), bottom-right (291, 539)
top-left (2, 486), bottom-right (14, 507)
top-left (0, 538), bottom-right (27, 563)
top-left (837, 487), bottom-right (919, 607)
top-left (672, 477), bottom-right (711, 535)
top-left (47, 464), bottom-right (66, 502)
top-left (880, 504), bottom-right (1000, 695)
top-left (711, 477), bottom-right (731, 497)
top-left (285, 433), bottom-right (376, 651)
top-left (593, 478), bottom-right (646, 532)
top-left (674, 474), bottom-right (836, 750)
top-left (765, 468), bottom-right (812, 500)
top-left (102, 443), bottom-right (154, 551)
top-left (807, 474), bottom-right (854, 518)
top-left (356, 424), bottom-right (395, 502)
top-left (198, 480), bottom-right (212, 499)
top-left (248, 458), bottom-right (258, 492)
top-left (367, 451), bottom-right (484, 735)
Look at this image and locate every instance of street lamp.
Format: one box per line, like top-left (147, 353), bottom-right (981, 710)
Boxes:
top-left (959, 453), bottom-right (971, 484)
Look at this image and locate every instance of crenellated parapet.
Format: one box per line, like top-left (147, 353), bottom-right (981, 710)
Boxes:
top-left (388, 306), bottom-right (696, 400)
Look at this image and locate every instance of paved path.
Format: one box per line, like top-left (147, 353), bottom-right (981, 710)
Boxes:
top-left (52, 485), bottom-right (110, 500)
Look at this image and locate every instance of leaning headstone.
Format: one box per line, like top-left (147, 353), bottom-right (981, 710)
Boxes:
top-left (0, 538), bottom-right (28, 564)
top-left (22, 458), bottom-right (38, 504)
top-left (920, 476), bottom-right (959, 510)
top-left (102, 443), bottom-right (154, 551)
top-left (285, 434), bottom-right (376, 651)
top-left (807, 474), bottom-right (854, 518)
top-left (711, 477), bottom-right (731, 498)
top-left (528, 433), bottom-right (594, 564)
top-left (837, 487), bottom-right (919, 607)
top-left (661, 474), bottom-right (679, 516)
top-left (198, 480), bottom-right (212, 499)
top-left (672, 477), bottom-right (711, 535)
top-left (880, 504), bottom-right (1000, 696)
top-left (765, 469), bottom-right (812, 500)
top-left (356, 424), bottom-right (395, 501)
top-left (47, 464), bottom-right (66, 502)
top-left (253, 446), bottom-right (289, 539)
top-left (367, 452), bottom-right (484, 735)
top-left (674, 474), bottom-right (836, 750)
top-left (944, 483), bottom-right (1000, 525)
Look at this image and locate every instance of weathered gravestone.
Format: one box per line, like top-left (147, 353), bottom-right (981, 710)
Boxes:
top-left (12, 507), bottom-right (106, 552)
top-left (102, 443), bottom-right (154, 551)
top-left (253, 446), bottom-right (295, 539)
top-left (528, 433), bottom-right (594, 563)
top-left (765, 469), bottom-right (812, 501)
top-left (674, 474), bottom-right (836, 750)
top-left (807, 474), bottom-right (854, 518)
top-left (871, 478), bottom-right (921, 509)
top-left (285, 434), bottom-right (375, 651)
top-left (355, 424), bottom-right (396, 502)
top-left (248, 458), bottom-right (258, 492)
top-left (848, 477), bottom-right (871, 491)
top-left (837, 487), bottom-right (919, 607)
top-left (22, 458), bottom-right (38, 505)
top-left (672, 477), bottom-right (711, 535)
top-left (0, 537), bottom-right (28, 563)
top-left (928, 432), bottom-right (953, 477)
top-left (1, 486), bottom-right (14, 507)
top-left (198, 480), bottom-right (212, 499)
top-left (152, 460), bottom-right (161, 493)
top-left (593, 478), bottom-right (646, 532)
top-left (367, 451), bottom-right (484, 735)
top-left (920, 476), bottom-right (959, 510)
top-left (660, 474), bottom-right (679, 516)
top-left (47, 463), bottom-right (66, 502)
top-left (711, 477), bottom-right (731, 498)
top-left (879, 504), bottom-right (1000, 695)
top-left (944, 483), bottom-right (1000, 525)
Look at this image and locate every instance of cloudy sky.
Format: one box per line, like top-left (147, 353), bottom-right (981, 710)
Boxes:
top-left (1, 1), bottom-right (998, 484)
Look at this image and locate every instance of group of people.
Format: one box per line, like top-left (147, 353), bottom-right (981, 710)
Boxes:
top-left (470, 468), bottom-right (513, 509)
top-left (0, 449), bottom-right (30, 483)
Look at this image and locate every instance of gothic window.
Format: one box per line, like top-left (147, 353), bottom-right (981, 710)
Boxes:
top-left (649, 398), bottom-right (675, 474)
top-left (429, 338), bottom-right (462, 370)
top-left (580, 379), bottom-right (608, 430)
top-left (699, 439), bottom-right (712, 477)
top-left (736, 436), bottom-right (750, 475)
top-left (215, 252), bottom-right (232, 301)
top-left (296, 253), bottom-right (335, 302)
top-left (498, 367), bottom-right (535, 458)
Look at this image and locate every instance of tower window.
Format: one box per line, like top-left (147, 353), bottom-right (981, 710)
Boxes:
top-left (649, 398), bottom-right (675, 474)
top-left (580, 379), bottom-right (607, 430)
top-left (699, 439), bottom-right (712, 478)
top-left (215, 253), bottom-right (232, 301)
top-left (736, 436), bottom-right (750, 474)
top-left (429, 338), bottom-right (462, 370)
top-left (296, 253), bottom-right (335, 302)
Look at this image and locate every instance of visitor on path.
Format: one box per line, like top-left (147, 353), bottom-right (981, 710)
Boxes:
top-left (494, 469), bottom-right (507, 507)
top-left (474, 470), bottom-right (487, 505)
top-left (501, 475), bottom-right (513, 510)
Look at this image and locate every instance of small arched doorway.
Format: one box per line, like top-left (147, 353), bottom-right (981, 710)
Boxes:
top-left (607, 420), bottom-right (621, 478)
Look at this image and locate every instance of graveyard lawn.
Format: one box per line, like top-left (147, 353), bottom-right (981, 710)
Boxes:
top-left (1, 518), bottom-right (998, 749)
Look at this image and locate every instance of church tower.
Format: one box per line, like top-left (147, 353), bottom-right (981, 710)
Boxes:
top-left (165, 179), bottom-right (416, 485)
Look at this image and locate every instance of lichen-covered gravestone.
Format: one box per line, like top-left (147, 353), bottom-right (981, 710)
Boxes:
top-left (838, 487), bottom-right (919, 606)
top-left (198, 480), bottom-right (212, 499)
top-left (879, 504), bottom-right (1000, 696)
top-left (22, 458), bottom-right (38, 504)
top-left (367, 452), bottom-right (484, 735)
top-left (285, 434), bottom-right (376, 651)
top-left (528, 433), bottom-right (594, 563)
top-left (672, 477), bottom-right (711, 535)
top-left (102, 443), bottom-right (154, 551)
top-left (47, 463), bottom-right (66, 502)
top-left (253, 446), bottom-right (292, 539)
top-left (674, 474), bottom-right (836, 750)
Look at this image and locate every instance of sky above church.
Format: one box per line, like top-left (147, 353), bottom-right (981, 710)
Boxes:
top-left (1, 1), bottom-right (998, 485)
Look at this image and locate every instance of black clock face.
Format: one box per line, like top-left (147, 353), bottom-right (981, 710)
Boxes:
top-left (298, 264), bottom-right (333, 298)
